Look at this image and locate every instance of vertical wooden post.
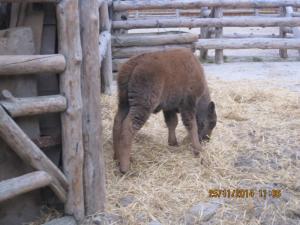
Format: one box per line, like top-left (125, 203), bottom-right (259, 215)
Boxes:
top-left (279, 6), bottom-right (288, 58)
top-left (214, 7), bottom-right (223, 64)
top-left (100, 1), bottom-right (113, 94)
top-left (200, 7), bottom-right (209, 60)
top-left (56, 0), bottom-right (85, 221)
top-left (79, 0), bottom-right (106, 215)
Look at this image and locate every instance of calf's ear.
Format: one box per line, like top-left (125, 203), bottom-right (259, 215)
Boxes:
top-left (208, 101), bottom-right (215, 114)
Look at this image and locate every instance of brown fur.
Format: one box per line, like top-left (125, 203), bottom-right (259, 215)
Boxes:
top-left (113, 49), bottom-right (216, 173)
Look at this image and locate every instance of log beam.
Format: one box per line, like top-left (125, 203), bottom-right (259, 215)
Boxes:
top-left (0, 54), bottom-right (66, 76)
top-left (0, 105), bottom-right (67, 202)
top-left (112, 32), bottom-right (198, 47)
top-left (0, 171), bottom-right (52, 203)
top-left (195, 38), bottom-right (300, 49)
top-left (113, 44), bottom-right (193, 58)
top-left (112, 17), bottom-right (300, 29)
top-left (0, 94), bottom-right (67, 117)
top-left (214, 7), bottom-right (223, 64)
top-left (80, 0), bottom-right (106, 215)
top-left (100, 1), bottom-right (113, 94)
top-left (279, 7), bottom-right (289, 58)
top-left (113, 0), bottom-right (300, 11)
top-left (57, 0), bottom-right (85, 220)
top-left (0, 0), bottom-right (58, 2)
top-left (99, 31), bottom-right (111, 64)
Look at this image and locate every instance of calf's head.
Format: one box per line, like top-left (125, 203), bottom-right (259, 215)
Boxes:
top-left (196, 101), bottom-right (217, 142)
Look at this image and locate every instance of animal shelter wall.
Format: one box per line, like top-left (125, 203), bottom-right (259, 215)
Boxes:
top-left (0, 0), bottom-right (110, 224)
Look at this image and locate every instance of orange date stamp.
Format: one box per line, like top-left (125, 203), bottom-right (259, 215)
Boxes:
top-left (208, 189), bottom-right (281, 199)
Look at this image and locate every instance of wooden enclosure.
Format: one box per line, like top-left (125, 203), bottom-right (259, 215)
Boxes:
top-left (0, 0), bottom-right (110, 224)
top-left (111, 0), bottom-right (300, 66)
top-left (0, 0), bottom-right (299, 224)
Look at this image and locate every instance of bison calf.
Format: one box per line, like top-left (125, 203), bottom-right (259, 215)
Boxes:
top-left (113, 49), bottom-right (217, 173)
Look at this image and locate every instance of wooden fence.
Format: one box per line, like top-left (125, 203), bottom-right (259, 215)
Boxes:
top-left (0, 0), bottom-right (300, 224)
top-left (0, 0), bottom-right (110, 222)
top-left (111, 0), bottom-right (300, 65)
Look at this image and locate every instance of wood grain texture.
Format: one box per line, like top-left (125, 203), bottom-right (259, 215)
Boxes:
top-left (195, 38), bottom-right (300, 49)
top-left (0, 171), bottom-right (52, 202)
top-left (80, 0), bottom-right (106, 215)
top-left (0, 54), bottom-right (66, 75)
top-left (57, 0), bottom-right (85, 220)
top-left (0, 105), bottom-right (67, 202)
top-left (113, 0), bottom-right (300, 11)
top-left (112, 17), bottom-right (300, 29)
top-left (112, 32), bottom-right (198, 47)
top-left (0, 95), bottom-right (67, 117)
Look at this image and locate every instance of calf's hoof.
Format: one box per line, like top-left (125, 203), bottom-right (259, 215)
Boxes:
top-left (119, 166), bottom-right (129, 174)
top-left (113, 152), bottom-right (118, 160)
top-left (192, 149), bottom-right (200, 157)
top-left (119, 161), bottom-right (130, 174)
top-left (168, 140), bottom-right (179, 147)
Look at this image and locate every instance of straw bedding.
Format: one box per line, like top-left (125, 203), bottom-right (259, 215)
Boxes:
top-left (87, 78), bottom-right (299, 225)
top-left (33, 78), bottom-right (299, 225)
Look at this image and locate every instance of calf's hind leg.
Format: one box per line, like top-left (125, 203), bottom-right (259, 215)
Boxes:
top-left (163, 110), bottom-right (179, 146)
top-left (117, 105), bottom-right (152, 173)
top-left (113, 106), bottom-right (129, 161)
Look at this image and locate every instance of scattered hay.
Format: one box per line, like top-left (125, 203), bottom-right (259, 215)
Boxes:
top-left (91, 78), bottom-right (299, 225)
top-left (28, 207), bottom-right (62, 225)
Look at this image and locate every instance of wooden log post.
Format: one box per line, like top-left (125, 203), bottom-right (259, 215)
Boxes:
top-left (56, 0), bottom-right (85, 220)
top-left (285, 6), bottom-right (300, 57)
top-left (0, 105), bottom-right (67, 202)
top-left (99, 31), bottom-right (111, 63)
top-left (200, 7), bottom-right (209, 60)
top-left (79, 0), bottom-right (106, 215)
top-left (0, 171), bottom-right (52, 203)
top-left (214, 7), bottom-right (223, 64)
top-left (100, 1), bottom-right (113, 94)
top-left (0, 54), bottom-right (66, 75)
top-left (279, 7), bottom-right (288, 58)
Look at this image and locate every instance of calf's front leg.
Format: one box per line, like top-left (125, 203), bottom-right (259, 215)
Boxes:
top-left (180, 110), bottom-right (202, 156)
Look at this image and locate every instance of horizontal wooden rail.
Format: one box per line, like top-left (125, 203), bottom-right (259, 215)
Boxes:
top-left (112, 17), bottom-right (300, 29)
top-left (113, 44), bottom-right (193, 58)
top-left (0, 54), bottom-right (66, 76)
top-left (0, 95), bottom-right (67, 117)
top-left (0, 171), bottom-right (52, 203)
top-left (99, 31), bottom-right (111, 64)
top-left (113, 0), bottom-right (300, 11)
top-left (0, 0), bottom-right (58, 2)
top-left (112, 32), bottom-right (198, 47)
top-left (195, 38), bottom-right (300, 49)
top-left (0, 105), bottom-right (67, 202)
